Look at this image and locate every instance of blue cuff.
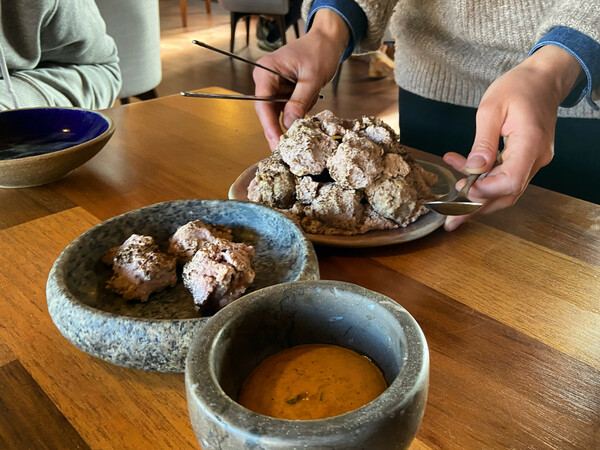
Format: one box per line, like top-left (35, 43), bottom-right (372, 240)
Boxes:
top-left (306, 0), bottom-right (368, 62)
top-left (530, 26), bottom-right (600, 111)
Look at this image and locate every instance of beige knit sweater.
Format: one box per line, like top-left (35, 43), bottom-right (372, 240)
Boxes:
top-left (303, 0), bottom-right (600, 119)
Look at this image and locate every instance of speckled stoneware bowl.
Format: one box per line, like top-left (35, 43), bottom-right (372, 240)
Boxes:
top-left (186, 280), bottom-right (429, 449)
top-left (46, 199), bottom-right (319, 372)
top-left (0, 107), bottom-right (114, 188)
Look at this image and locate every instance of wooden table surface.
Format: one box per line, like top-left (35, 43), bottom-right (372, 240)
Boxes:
top-left (0, 88), bottom-right (598, 449)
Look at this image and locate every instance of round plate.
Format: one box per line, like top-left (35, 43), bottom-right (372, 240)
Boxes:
top-left (46, 199), bottom-right (319, 372)
top-left (229, 160), bottom-right (456, 247)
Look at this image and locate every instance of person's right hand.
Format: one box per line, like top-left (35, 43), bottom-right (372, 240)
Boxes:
top-left (253, 9), bottom-right (350, 150)
top-left (441, 44), bottom-right (585, 231)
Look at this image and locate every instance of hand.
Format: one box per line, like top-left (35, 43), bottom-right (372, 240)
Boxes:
top-left (253, 10), bottom-right (349, 150)
top-left (442, 45), bottom-right (585, 231)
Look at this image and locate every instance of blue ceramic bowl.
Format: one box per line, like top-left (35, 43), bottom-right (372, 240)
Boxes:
top-left (0, 107), bottom-right (114, 188)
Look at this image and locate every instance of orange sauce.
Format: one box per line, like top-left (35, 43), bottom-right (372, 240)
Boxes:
top-left (238, 344), bottom-right (387, 420)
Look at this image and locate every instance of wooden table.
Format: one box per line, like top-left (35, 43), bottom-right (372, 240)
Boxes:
top-left (1, 88), bottom-right (598, 449)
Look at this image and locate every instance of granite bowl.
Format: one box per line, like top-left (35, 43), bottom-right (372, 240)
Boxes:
top-left (46, 199), bottom-right (319, 372)
top-left (186, 280), bottom-right (429, 449)
top-left (0, 107), bottom-right (114, 188)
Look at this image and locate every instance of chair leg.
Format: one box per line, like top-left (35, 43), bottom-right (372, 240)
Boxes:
top-left (293, 22), bottom-right (300, 39)
top-left (230, 12), bottom-right (251, 53)
top-left (179, 0), bottom-right (188, 27)
top-left (332, 63), bottom-right (342, 94)
top-left (205, 0), bottom-right (211, 14)
top-left (245, 16), bottom-right (250, 47)
top-left (274, 15), bottom-right (286, 45)
top-left (135, 89), bottom-right (159, 101)
top-left (230, 12), bottom-right (238, 53)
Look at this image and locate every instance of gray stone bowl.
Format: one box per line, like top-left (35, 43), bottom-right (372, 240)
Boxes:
top-left (46, 199), bottom-right (319, 372)
top-left (185, 280), bottom-right (429, 449)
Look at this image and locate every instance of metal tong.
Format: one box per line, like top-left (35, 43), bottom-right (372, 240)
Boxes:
top-left (181, 41), bottom-right (323, 102)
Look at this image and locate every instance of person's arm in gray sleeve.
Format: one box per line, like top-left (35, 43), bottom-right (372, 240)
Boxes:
top-left (0, 0), bottom-right (122, 110)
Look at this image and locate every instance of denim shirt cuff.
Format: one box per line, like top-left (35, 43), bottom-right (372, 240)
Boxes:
top-left (306, 0), bottom-right (368, 62)
top-left (530, 26), bottom-right (600, 111)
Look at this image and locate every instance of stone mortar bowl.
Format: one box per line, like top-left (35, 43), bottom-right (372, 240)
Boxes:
top-left (185, 280), bottom-right (429, 449)
top-left (47, 199), bottom-right (319, 372)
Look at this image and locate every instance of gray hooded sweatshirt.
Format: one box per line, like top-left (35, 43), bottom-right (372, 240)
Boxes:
top-left (0, 0), bottom-right (122, 110)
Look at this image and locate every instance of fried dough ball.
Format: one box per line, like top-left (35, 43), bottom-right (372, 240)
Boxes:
top-left (168, 220), bottom-right (233, 264)
top-left (104, 234), bottom-right (177, 302)
top-left (182, 238), bottom-right (255, 311)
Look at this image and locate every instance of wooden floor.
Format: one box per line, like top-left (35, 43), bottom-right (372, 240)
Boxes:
top-left (156, 0), bottom-right (400, 132)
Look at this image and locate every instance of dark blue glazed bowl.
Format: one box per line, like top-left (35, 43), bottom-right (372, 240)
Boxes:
top-left (0, 107), bottom-right (115, 188)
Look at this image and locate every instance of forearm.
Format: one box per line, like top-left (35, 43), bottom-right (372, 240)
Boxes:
top-left (307, 9), bottom-right (350, 62)
top-left (2, 62), bottom-right (122, 110)
top-left (532, 2), bottom-right (600, 110)
top-left (303, 0), bottom-right (397, 53)
top-left (523, 45), bottom-right (585, 108)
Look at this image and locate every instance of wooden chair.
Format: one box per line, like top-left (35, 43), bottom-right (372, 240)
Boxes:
top-left (179, 0), bottom-right (212, 27)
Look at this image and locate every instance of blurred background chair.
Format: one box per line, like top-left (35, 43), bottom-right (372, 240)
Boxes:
top-left (218, 0), bottom-right (300, 53)
top-left (95, 0), bottom-right (162, 104)
top-left (179, 0), bottom-right (212, 27)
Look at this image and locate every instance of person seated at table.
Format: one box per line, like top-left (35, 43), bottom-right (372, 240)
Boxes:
top-left (0, 0), bottom-right (122, 111)
top-left (252, 1), bottom-right (600, 231)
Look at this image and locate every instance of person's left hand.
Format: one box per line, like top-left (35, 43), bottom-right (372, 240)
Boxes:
top-left (441, 45), bottom-right (584, 231)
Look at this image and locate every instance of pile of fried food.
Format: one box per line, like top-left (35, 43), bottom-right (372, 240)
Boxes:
top-left (248, 110), bottom-right (438, 235)
top-left (102, 220), bottom-right (255, 312)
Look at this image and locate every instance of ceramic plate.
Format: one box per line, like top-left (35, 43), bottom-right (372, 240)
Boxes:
top-left (46, 199), bottom-right (319, 372)
top-left (229, 160), bottom-right (456, 247)
top-left (0, 107), bottom-right (114, 188)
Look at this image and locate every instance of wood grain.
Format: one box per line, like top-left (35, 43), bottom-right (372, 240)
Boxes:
top-left (1, 89), bottom-right (598, 448)
top-left (476, 187), bottom-right (600, 266)
top-left (0, 208), bottom-right (198, 449)
top-left (408, 438), bottom-right (433, 450)
top-left (0, 184), bottom-right (76, 231)
top-left (0, 340), bottom-right (16, 367)
top-left (318, 253), bottom-right (600, 449)
top-left (358, 221), bottom-right (600, 370)
top-left (0, 360), bottom-right (90, 449)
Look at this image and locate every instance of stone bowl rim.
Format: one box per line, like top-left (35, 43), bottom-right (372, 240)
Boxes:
top-left (185, 279), bottom-right (429, 437)
top-left (47, 199), bottom-right (319, 326)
